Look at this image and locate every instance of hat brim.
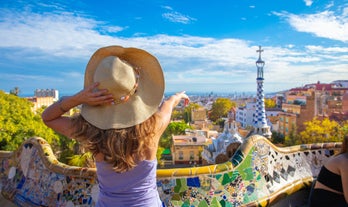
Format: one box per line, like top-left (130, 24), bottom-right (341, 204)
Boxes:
top-left (81, 46), bottom-right (165, 129)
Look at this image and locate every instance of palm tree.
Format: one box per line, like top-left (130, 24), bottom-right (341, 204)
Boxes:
top-left (10, 86), bottom-right (20, 96)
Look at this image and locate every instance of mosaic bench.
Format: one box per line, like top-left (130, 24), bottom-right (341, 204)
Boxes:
top-left (0, 135), bottom-right (341, 207)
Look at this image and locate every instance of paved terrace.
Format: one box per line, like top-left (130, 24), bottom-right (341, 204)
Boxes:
top-left (0, 135), bottom-right (341, 207)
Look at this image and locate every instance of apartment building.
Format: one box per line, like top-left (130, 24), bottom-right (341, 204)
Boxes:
top-left (171, 134), bottom-right (208, 165)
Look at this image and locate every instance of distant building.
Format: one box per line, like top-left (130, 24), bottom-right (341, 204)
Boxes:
top-left (201, 119), bottom-right (243, 165)
top-left (202, 109), bottom-right (244, 165)
top-left (278, 112), bottom-right (297, 136)
top-left (171, 134), bottom-right (208, 166)
top-left (266, 108), bottom-right (282, 132)
top-left (236, 102), bottom-right (256, 128)
top-left (253, 46), bottom-right (272, 138)
top-left (34, 89), bottom-right (59, 101)
top-left (275, 93), bottom-right (285, 108)
top-left (277, 80), bottom-right (348, 136)
top-left (185, 129), bottom-right (219, 139)
top-left (331, 80), bottom-right (348, 88)
top-left (190, 107), bottom-right (215, 130)
top-left (26, 89), bottom-right (60, 112)
top-left (26, 96), bottom-right (54, 112)
top-left (280, 91), bottom-right (316, 134)
top-left (342, 93), bottom-right (348, 112)
top-left (191, 108), bottom-right (207, 122)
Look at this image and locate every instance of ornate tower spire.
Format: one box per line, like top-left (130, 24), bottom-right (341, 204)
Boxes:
top-left (254, 46), bottom-right (272, 138)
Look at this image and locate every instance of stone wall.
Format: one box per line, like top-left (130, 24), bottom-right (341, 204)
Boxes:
top-left (0, 135), bottom-right (341, 207)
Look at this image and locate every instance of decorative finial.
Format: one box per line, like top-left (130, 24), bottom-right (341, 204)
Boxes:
top-left (256, 46), bottom-right (263, 60)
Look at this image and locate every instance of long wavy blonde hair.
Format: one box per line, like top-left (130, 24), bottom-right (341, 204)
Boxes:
top-left (71, 114), bottom-right (157, 173)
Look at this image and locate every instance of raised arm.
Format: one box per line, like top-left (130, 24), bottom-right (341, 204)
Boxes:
top-left (41, 82), bottom-right (114, 137)
top-left (155, 91), bottom-right (189, 133)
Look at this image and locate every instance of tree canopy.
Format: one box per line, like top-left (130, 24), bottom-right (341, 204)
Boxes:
top-left (10, 86), bottom-right (20, 96)
top-left (209, 98), bottom-right (236, 122)
top-left (265, 98), bottom-right (276, 108)
top-left (183, 102), bottom-right (201, 123)
top-left (0, 90), bottom-right (60, 150)
top-left (159, 121), bottom-right (192, 149)
top-left (298, 118), bottom-right (344, 144)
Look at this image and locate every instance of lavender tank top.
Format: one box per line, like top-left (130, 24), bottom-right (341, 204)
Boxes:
top-left (95, 159), bottom-right (162, 207)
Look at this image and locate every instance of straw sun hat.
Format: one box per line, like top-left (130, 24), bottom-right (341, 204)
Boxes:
top-left (81, 45), bottom-right (165, 129)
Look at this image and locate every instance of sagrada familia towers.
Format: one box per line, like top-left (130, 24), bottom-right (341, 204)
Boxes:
top-left (253, 46), bottom-right (272, 138)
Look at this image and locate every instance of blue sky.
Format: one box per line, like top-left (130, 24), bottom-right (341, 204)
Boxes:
top-left (0, 0), bottom-right (348, 96)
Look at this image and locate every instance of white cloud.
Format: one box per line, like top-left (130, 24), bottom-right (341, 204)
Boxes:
top-left (0, 10), bottom-right (116, 57)
top-left (343, 7), bottom-right (348, 17)
top-left (101, 26), bottom-right (125, 33)
top-left (304, 0), bottom-right (313, 6)
top-left (306, 45), bottom-right (348, 53)
top-left (161, 6), bottom-right (196, 24)
top-left (161, 6), bottom-right (173, 11)
top-left (277, 11), bottom-right (348, 42)
top-left (325, 1), bottom-right (335, 9)
top-left (162, 11), bottom-right (196, 24)
top-left (0, 5), bottom-right (347, 94)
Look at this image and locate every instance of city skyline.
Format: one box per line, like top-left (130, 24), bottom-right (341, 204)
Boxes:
top-left (0, 0), bottom-right (348, 95)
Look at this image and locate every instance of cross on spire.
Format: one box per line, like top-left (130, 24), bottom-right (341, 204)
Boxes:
top-left (256, 45), bottom-right (263, 59)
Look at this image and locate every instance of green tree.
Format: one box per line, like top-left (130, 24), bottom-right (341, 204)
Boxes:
top-left (299, 118), bottom-right (341, 144)
top-left (183, 102), bottom-right (201, 123)
top-left (271, 131), bottom-right (285, 145)
top-left (68, 152), bottom-right (94, 167)
top-left (209, 98), bottom-right (235, 122)
top-left (171, 109), bottom-right (184, 121)
top-left (10, 86), bottom-right (20, 96)
top-left (285, 125), bottom-right (300, 146)
top-left (156, 146), bottom-right (165, 167)
top-left (0, 90), bottom-right (61, 151)
top-left (265, 98), bottom-right (276, 108)
top-left (159, 121), bottom-right (192, 149)
top-left (340, 120), bottom-right (348, 137)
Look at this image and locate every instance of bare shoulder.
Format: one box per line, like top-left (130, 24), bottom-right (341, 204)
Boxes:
top-left (324, 153), bottom-right (347, 170)
top-left (332, 153), bottom-right (348, 172)
top-left (339, 153), bottom-right (348, 165)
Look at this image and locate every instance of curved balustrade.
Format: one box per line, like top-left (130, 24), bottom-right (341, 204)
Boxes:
top-left (0, 135), bottom-right (341, 207)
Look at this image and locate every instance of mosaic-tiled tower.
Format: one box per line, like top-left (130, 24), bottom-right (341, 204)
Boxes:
top-left (253, 46), bottom-right (272, 138)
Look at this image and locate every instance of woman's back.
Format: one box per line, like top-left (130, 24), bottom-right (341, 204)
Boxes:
top-left (41, 45), bottom-right (189, 207)
top-left (309, 153), bottom-right (348, 207)
top-left (96, 159), bottom-right (161, 207)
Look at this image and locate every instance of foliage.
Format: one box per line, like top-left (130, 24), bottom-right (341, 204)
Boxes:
top-left (156, 146), bottom-right (165, 167)
top-left (183, 102), bottom-right (201, 123)
top-left (0, 90), bottom-right (61, 151)
top-left (171, 109), bottom-right (184, 121)
top-left (68, 152), bottom-right (94, 167)
top-left (10, 87), bottom-right (20, 96)
top-left (0, 90), bottom-right (78, 166)
top-left (216, 118), bottom-right (225, 129)
top-left (264, 98), bottom-right (276, 108)
top-left (299, 118), bottom-right (342, 144)
top-left (171, 103), bottom-right (201, 123)
top-left (159, 121), bottom-right (192, 149)
top-left (209, 98), bottom-right (236, 122)
top-left (271, 131), bottom-right (285, 144)
top-left (283, 124), bottom-right (299, 146)
top-left (293, 100), bottom-right (305, 105)
top-left (57, 137), bottom-right (79, 164)
top-left (341, 120), bottom-right (348, 135)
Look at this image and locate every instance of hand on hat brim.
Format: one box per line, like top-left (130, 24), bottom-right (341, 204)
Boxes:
top-left (75, 82), bottom-right (115, 106)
